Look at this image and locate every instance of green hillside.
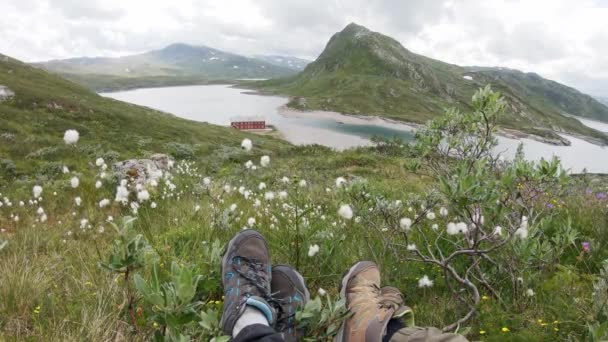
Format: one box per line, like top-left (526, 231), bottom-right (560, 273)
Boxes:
top-left (252, 23), bottom-right (608, 144)
top-left (0, 53), bottom-right (287, 181)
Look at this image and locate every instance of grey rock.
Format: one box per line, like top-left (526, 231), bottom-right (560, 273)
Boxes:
top-left (113, 154), bottom-right (173, 184)
top-left (0, 85), bottom-right (15, 102)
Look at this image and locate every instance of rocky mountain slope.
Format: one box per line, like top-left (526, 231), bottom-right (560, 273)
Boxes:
top-left (252, 23), bottom-right (608, 144)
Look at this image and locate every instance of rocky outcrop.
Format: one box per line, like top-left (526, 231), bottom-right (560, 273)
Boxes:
top-left (113, 154), bottom-right (173, 184)
top-left (0, 85), bottom-right (14, 102)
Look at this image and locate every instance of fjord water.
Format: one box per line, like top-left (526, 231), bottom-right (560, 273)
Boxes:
top-left (102, 84), bottom-right (608, 173)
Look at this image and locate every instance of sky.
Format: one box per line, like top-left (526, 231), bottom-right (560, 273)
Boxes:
top-left (1, 0), bottom-right (607, 97)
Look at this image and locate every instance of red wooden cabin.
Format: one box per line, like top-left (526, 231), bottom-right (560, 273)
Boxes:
top-left (230, 116), bottom-right (266, 130)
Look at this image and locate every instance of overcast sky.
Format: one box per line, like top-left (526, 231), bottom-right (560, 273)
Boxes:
top-left (1, 0), bottom-right (607, 96)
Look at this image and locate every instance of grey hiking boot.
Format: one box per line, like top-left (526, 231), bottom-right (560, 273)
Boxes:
top-left (271, 264), bottom-right (311, 341)
top-left (335, 261), bottom-right (408, 342)
top-left (220, 229), bottom-right (276, 336)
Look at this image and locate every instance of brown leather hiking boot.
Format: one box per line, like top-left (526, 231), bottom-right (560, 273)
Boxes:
top-left (220, 229), bottom-right (276, 336)
top-left (271, 264), bottom-right (310, 341)
top-left (336, 261), bottom-right (408, 342)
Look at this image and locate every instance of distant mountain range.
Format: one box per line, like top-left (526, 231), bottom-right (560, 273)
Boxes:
top-left (35, 43), bottom-right (309, 91)
top-left (253, 55), bottom-right (311, 71)
top-left (251, 23), bottom-right (608, 145)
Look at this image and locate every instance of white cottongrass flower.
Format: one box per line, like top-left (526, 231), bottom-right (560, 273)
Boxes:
top-left (80, 219), bottom-right (89, 229)
top-left (230, 204), bottom-right (237, 212)
top-left (260, 155), bottom-right (270, 167)
top-left (525, 288), bottom-right (535, 297)
top-left (456, 222), bottom-right (469, 234)
top-left (74, 197), bottom-right (82, 206)
top-left (446, 222), bottom-right (458, 235)
top-left (431, 224), bottom-right (439, 230)
top-left (95, 158), bottom-right (104, 167)
top-left (335, 177), bottom-right (347, 188)
top-left (223, 185), bottom-right (232, 193)
top-left (245, 160), bottom-right (254, 169)
top-left (63, 129), bottom-right (79, 144)
top-left (439, 207), bottom-right (448, 217)
top-left (264, 192), bottom-right (275, 200)
top-left (258, 182), bottom-right (267, 190)
top-left (70, 177), bottom-right (79, 188)
top-left (520, 216), bottom-right (529, 230)
top-left (115, 186), bottom-right (129, 204)
top-left (149, 179), bottom-right (158, 187)
top-left (203, 177), bottom-right (211, 186)
top-left (254, 199), bottom-right (261, 207)
top-left (281, 177), bottom-right (290, 183)
top-left (137, 190), bottom-right (150, 202)
top-left (426, 211), bottom-right (436, 220)
top-left (120, 179), bottom-right (128, 187)
top-left (195, 205), bottom-right (201, 212)
top-left (19, 201), bottom-right (24, 207)
top-left (150, 202), bottom-right (157, 209)
top-left (400, 217), bottom-right (412, 230)
top-left (241, 138), bottom-right (253, 151)
top-left (418, 275), bottom-right (434, 288)
top-left (40, 214), bottom-right (47, 222)
top-left (247, 217), bottom-right (256, 226)
top-left (62, 165), bottom-right (70, 174)
top-left (95, 180), bottom-right (102, 189)
top-left (318, 288), bottom-right (327, 296)
top-left (14, 215), bottom-right (19, 222)
top-left (33, 185), bottom-right (43, 198)
top-left (493, 226), bottom-right (503, 236)
top-left (515, 227), bottom-right (529, 239)
top-left (407, 243), bottom-right (417, 251)
top-left (99, 199), bottom-right (110, 208)
top-left (37, 207), bottom-right (45, 215)
top-left (307, 244), bottom-right (320, 257)
top-left (299, 179), bottom-right (307, 187)
top-left (136, 183), bottom-right (144, 191)
top-left (338, 204), bottom-right (353, 220)
top-left (278, 191), bottom-right (288, 199)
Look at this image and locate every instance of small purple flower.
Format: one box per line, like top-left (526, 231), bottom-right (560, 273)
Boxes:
top-left (596, 192), bottom-right (607, 200)
top-left (586, 188), bottom-right (593, 195)
top-left (545, 203), bottom-right (555, 209)
top-left (582, 242), bottom-right (591, 253)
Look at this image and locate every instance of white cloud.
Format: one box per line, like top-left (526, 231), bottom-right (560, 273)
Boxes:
top-left (0, 0), bottom-right (606, 96)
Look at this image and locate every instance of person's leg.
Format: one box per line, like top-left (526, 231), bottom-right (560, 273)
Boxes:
top-left (271, 264), bottom-right (310, 341)
top-left (220, 229), bottom-right (284, 341)
top-left (233, 324), bottom-right (285, 342)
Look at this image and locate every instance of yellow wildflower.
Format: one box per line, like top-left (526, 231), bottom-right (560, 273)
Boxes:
top-left (482, 295), bottom-right (489, 300)
top-left (537, 319), bottom-right (543, 323)
top-left (554, 328), bottom-right (559, 332)
top-left (479, 330), bottom-right (486, 335)
top-left (501, 327), bottom-right (510, 333)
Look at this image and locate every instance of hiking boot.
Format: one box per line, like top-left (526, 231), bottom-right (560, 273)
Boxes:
top-left (271, 264), bottom-right (311, 341)
top-left (380, 286), bottom-right (414, 327)
top-left (335, 261), bottom-right (403, 342)
top-left (220, 229), bottom-right (276, 336)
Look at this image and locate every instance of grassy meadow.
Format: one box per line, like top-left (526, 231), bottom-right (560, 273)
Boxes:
top-left (2, 54), bottom-right (608, 341)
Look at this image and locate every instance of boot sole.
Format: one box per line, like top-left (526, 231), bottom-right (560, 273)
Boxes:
top-left (335, 261), bottom-right (378, 342)
top-left (273, 264), bottom-right (311, 302)
top-left (221, 229), bottom-right (269, 286)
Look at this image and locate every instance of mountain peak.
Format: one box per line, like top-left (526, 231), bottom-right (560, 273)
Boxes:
top-left (341, 22), bottom-right (370, 34)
